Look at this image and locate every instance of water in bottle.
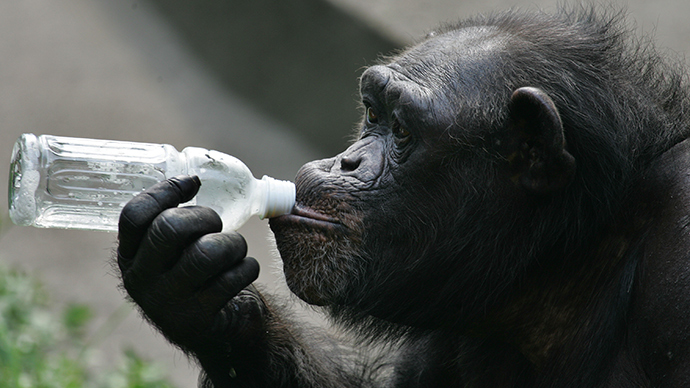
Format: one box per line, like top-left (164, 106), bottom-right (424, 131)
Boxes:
top-left (8, 133), bottom-right (295, 232)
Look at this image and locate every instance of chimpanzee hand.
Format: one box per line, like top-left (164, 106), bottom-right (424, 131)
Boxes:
top-left (116, 176), bottom-right (263, 355)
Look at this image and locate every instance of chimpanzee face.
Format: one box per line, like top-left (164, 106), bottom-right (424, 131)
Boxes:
top-left (269, 26), bottom-right (574, 329)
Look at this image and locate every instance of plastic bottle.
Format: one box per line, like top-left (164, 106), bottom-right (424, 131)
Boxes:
top-left (8, 133), bottom-right (295, 232)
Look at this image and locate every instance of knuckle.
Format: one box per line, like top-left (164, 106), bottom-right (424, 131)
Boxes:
top-left (221, 258), bottom-right (260, 290)
top-left (119, 193), bottom-right (162, 232)
top-left (148, 210), bottom-right (182, 246)
top-left (193, 206), bottom-right (224, 229)
top-left (193, 234), bottom-right (226, 258)
top-left (187, 234), bottom-right (245, 272)
top-left (217, 232), bottom-right (248, 257)
top-left (187, 242), bottom-right (217, 273)
top-left (214, 232), bottom-right (248, 259)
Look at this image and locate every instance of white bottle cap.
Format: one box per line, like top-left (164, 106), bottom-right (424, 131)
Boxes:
top-left (260, 175), bottom-right (296, 218)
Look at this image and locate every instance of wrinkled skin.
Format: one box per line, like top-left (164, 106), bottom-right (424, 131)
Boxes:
top-left (116, 177), bottom-right (267, 375)
top-left (117, 9), bottom-right (690, 388)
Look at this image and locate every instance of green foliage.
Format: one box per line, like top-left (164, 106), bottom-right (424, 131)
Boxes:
top-left (64, 304), bottom-right (93, 337)
top-left (0, 266), bottom-right (179, 388)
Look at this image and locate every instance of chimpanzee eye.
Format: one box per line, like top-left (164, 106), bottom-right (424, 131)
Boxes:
top-left (391, 119), bottom-right (411, 142)
top-left (366, 107), bottom-right (379, 124)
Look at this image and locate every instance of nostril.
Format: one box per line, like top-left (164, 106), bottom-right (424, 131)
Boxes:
top-left (340, 155), bottom-right (361, 172)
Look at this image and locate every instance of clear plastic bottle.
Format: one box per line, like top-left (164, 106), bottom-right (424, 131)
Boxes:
top-left (8, 133), bottom-right (295, 232)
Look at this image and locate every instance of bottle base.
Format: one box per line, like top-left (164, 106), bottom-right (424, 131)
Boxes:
top-left (8, 134), bottom-right (41, 226)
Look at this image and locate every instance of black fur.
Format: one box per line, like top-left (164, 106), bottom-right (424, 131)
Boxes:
top-left (117, 7), bottom-right (690, 387)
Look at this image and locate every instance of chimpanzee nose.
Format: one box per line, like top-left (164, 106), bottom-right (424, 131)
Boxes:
top-left (333, 136), bottom-right (384, 183)
top-left (340, 154), bottom-right (362, 172)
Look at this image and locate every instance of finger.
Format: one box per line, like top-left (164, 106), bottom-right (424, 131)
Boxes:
top-left (118, 175), bottom-right (201, 261)
top-left (168, 232), bottom-right (248, 296)
top-left (129, 206), bottom-right (222, 279)
top-left (197, 257), bottom-right (260, 314)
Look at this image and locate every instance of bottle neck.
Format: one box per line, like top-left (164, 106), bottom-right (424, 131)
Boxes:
top-left (258, 176), bottom-right (295, 219)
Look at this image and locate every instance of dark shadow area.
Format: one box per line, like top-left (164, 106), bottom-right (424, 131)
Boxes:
top-left (145, 0), bottom-right (401, 155)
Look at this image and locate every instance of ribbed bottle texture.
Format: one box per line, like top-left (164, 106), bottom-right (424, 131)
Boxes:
top-left (8, 134), bottom-right (295, 232)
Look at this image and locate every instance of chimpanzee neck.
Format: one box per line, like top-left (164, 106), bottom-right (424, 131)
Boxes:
top-left (465, 192), bottom-right (651, 380)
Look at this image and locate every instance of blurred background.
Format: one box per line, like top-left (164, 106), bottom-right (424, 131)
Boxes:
top-left (0, 0), bottom-right (687, 385)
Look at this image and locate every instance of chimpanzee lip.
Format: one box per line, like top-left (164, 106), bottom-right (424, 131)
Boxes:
top-left (293, 205), bottom-right (339, 223)
top-left (270, 204), bottom-right (342, 231)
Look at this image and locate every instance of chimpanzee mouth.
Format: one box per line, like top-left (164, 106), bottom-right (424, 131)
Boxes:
top-left (270, 204), bottom-right (343, 232)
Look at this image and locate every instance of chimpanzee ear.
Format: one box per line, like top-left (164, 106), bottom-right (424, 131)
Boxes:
top-left (507, 87), bottom-right (576, 194)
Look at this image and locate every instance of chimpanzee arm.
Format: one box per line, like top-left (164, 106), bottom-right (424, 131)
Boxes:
top-left (116, 176), bottom-right (381, 387)
top-left (196, 290), bottom-right (381, 387)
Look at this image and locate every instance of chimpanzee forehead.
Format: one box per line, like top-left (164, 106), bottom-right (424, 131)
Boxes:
top-left (360, 26), bottom-right (507, 102)
top-left (366, 26), bottom-right (510, 110)
top-left (389, 26), bottom-right (508, 80)
top-left (415, 26), bottom-right (506, 57)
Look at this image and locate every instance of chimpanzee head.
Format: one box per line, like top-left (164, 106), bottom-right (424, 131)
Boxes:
top-left (269, 9), bottom-right (689, 332)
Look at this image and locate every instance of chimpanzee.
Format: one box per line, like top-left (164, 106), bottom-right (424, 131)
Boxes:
top-left (116, 7), bottom-right (690, 388)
